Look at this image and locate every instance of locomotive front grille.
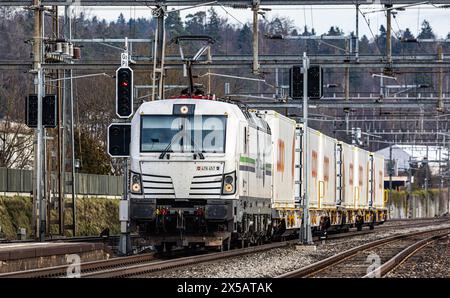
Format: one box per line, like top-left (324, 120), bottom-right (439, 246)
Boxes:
top-left (142, 173), bottom-right (175, 198)
top-left (189, 173), bottom-right (223, 198)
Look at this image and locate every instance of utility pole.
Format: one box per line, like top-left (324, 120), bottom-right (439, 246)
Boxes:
top-left (355, 4), bottom-right (359, 62)
top-left (344, 40), bottom-right (350, 101)
top-left (52, 4), bottom-right (64, 236)
top-left (437, 44), bottom-right (444, 111)
top-left (301, 52), bottom-right (312, 244)
top-left (252, 1), bottom-right (260, 74)
top-left (151, 5), bottom-right (166, 101)
top-left (385, 4), bottom-right (392, 65)
top-left (63, 4), bottom-right (76, 236)
top-left (31, 0), bottom-right (46, 241)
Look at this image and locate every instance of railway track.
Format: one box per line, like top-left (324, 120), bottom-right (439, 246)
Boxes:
top-left (0, 253), bottom-right (155, 278)
top-left (319, 217), bottom-right (449, 241)
top-left (277, 226), bottom-right (450, 278)
top-left (0, 241), bottom-right (293, 278)
top-left (1, 217), bottom-right (448, 278)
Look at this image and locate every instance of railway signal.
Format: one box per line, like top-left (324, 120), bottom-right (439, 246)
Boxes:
top-left (25, 94), bottom-right (57, 128)
top-left (107, 123), bottom-right (131, 157)
top-left (116, 66), bottom-right (134, 118)
top-left (289, 65), bottom-right (323, 99)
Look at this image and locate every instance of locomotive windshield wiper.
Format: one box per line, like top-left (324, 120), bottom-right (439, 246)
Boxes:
top-left (159, 140), bottom-right (174, 159)
top-left (191, 139), bottom-right (205, 159)
top-left (159, 128), bottom-right (182, 159)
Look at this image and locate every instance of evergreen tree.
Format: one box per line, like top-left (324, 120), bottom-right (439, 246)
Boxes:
top-left (327, 26), bottom-right (344, 36)
top-left (237, 24), bottom-right (252, 54)
top-left (185, 11), bottom-right (206, 35)
top-left (359, 35), bottom-right (370, 54)
top-left (418, 20), bottom-right (435, 39)
top-left (402, 28), bottom-right (415, 40)
top-left (377, 25), bottom-right (387, 54)
top-left (268, 17), bottom-right (284, 35)
top-left (117, 13), bottom-right (125, 25)
top-left (166, 9), bottom-right (185, 38)
top-left (301, 25), bottom-right (312, 36)
top-left (206, 8), bottom-right (222, 43)
top-left (400, 28), bottom-right (416, 54)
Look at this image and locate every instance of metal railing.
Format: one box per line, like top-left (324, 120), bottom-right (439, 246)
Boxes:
top-left (0, 168), bottom-right (123, 196)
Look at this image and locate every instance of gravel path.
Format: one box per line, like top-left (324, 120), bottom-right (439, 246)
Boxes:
top-left (140, 222), bottom-right (450, 278)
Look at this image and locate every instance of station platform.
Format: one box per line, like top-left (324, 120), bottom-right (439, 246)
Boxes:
top-left (0, 242), bottom-right (109, 273)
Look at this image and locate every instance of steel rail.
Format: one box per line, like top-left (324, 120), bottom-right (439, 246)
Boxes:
top-left (363, 232), bottom-right (450, 278)
top-left (323, 218), bottom-right (450, 241)
top-left (276, 226), bottom-right (450, 278)
top-left (81, 241), bottom-right (291, 278)
top-left (0, 253), bottom-right (155, 278)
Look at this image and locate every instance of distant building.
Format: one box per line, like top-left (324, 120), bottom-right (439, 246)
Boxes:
top-left (376, 145), bottom-right (412, 176)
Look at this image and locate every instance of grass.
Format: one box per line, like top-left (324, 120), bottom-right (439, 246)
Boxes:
top-left (0, 196), bottom-right (119, 240)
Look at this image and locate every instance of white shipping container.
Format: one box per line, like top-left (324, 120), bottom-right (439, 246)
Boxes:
top-left (306, 128), bottom-right (337, 209)
top-left (372, 153), bottom-right (385, 209)
top-left (259, 111), bottom-right (297, 208)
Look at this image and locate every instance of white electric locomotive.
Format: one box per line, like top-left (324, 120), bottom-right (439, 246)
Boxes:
top-left (128, 97), bottom-right (387, 251)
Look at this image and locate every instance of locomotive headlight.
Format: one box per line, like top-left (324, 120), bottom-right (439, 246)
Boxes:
top-left (130, 172), bottom-right (142, 194)
top-left (224, 183), bottom-right (233, 192)
top-left (222, 172), bottom-right (236, 195)
top-left (180, 105), bottom-right (189, 114)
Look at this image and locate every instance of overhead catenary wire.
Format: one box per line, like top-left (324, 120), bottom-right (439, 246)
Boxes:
top-left (198, 72), bottom-right (275, 89)
top-left (218, 3), bottom-right (245, 26)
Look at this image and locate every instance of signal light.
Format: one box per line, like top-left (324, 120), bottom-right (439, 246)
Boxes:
top-left (25, 94), bottom-right (57, 128)
top-left (107, 123), bottom-right (131, 157)
top-left (289, 65), bottom-right (323, 99)
top-left (26, 95), bottom-right (38, 128)
top-left (116, 66), bottom-right (133, 118)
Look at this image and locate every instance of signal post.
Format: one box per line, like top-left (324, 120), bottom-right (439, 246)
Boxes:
top-left (108, 42), bottom-right (134, 255)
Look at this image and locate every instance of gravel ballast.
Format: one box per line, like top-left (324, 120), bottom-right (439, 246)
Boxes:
top-left (141, 222), bottom-right (450, 278)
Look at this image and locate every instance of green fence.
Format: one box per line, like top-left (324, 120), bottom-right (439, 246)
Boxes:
top-left (0, 168), bottom-right (123, 196)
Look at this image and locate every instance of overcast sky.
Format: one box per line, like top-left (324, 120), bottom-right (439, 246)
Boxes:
top-left (72, 4), bottom-right (450, 39)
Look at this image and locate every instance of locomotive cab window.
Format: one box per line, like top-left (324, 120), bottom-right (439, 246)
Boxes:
top-left (140, 115), bottom-right (227, 153)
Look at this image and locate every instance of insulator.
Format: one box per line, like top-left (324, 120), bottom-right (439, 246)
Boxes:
top-left (73, 47), bottom-right (81, 60)
top-left (68, 43), bottom-right (74, 57)
top-left (62, 42), bottom-right (70, 55)
top-left (56, 42), bottom-right (62, 53)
